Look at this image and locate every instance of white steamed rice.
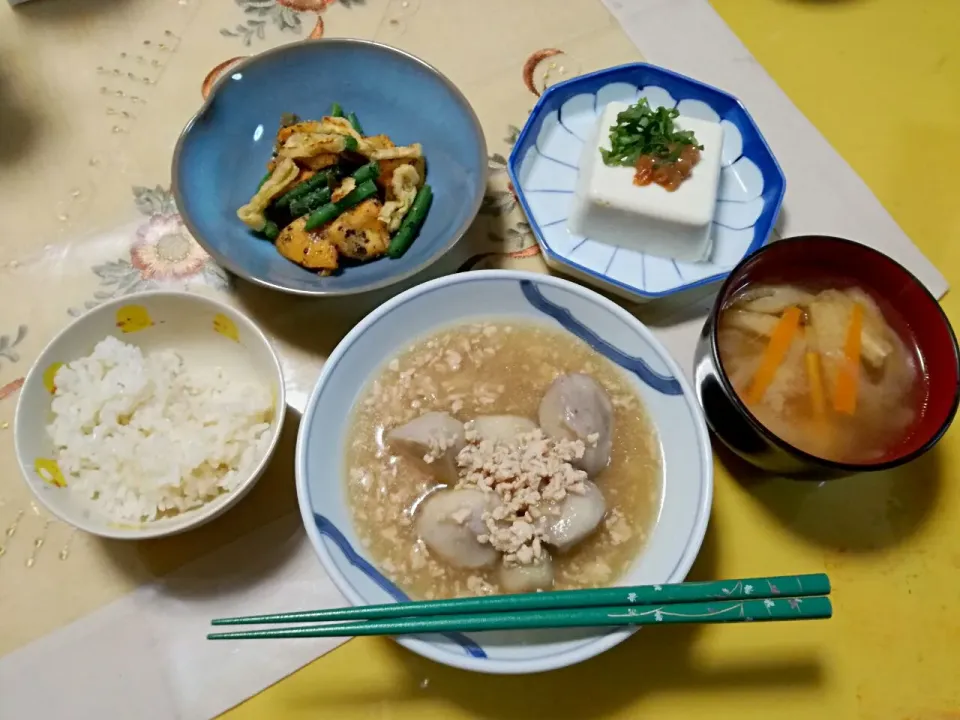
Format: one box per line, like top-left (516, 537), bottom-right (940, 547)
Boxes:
top-left (47, 336), bottom-right (274, 522)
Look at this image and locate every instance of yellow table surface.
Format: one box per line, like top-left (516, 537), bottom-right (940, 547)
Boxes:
top-left (227, 2), bottom-right (960, 719)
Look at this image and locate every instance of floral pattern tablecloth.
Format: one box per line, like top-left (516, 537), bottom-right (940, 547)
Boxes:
top-left (0, 0), bottom-right (647, 661)
top-left (6, 3), bottom-right (959, 719)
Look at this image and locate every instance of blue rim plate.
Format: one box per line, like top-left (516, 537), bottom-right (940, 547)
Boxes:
top-left (172, 39), bottom-right (487, 297)
top-left (507, 62), bottom-right (786, 302)
top-left (295, 270), bottom-right (713, 674)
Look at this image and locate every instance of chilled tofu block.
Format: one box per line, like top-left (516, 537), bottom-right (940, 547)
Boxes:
top-left (568, 101), bottom-right (724, 263)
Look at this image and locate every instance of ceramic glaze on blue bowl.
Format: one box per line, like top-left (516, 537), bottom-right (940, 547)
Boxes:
top-left (173, 39), bottom-right (487, 296)
top-left (508, 62), bottom-right (786, 302)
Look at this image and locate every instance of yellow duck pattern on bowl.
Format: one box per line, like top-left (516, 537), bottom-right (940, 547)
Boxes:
top-left (213, 312), bottom-right (240, 342)
top-left (34, 458), bottom-right (66, 488)
top-left (43, 362), bottom-right (63, 394)
top-left (115, 305), bottom-right (154, 333)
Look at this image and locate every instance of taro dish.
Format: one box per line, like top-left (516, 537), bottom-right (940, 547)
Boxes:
top-left (344, 320), bottom-right (662, 599)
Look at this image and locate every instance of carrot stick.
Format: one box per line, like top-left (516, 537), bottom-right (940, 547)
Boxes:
top-left (805, 351), bottom-right (827, 418)
top-left (833, 303), bottom-right (863, 415)
top-left (746, 306), bottom-right (803, 404)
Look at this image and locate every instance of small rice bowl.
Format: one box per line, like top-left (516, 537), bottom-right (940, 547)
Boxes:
top-left (47, 336), bottom-right (275, 522)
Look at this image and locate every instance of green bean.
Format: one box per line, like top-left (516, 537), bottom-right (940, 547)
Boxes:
top-left (274, 170), bottom-right (333, 210)
top-left (342, 135), bottom-right (359, 152)
top-left (291, 164), bottom-right (374, 217)
top-left (348, 112), bottom-right (364, 135)
top-left (261, 220), bottom-right (280, 241)
top-left (330, 102), bottom-right (344, 118)
top-left (304, 180), bottom-right (378, 230)
top-left (350, 161), bottom-right (379, 185)
top-left (387, 185), bottom-right (433, 259)
top-left (289, 186), bottom-right (333, 218)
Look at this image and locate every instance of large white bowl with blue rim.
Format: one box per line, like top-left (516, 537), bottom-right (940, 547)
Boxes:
top-left (296, 270), bottom-right (713, 673)
top-left (508, 63), bottom-right (786, 302)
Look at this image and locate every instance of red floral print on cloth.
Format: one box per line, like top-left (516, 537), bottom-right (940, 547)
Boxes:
top-left (467, 55), bottom-right (551, 273)
top-left (523, 49), bottom-right (564, 96)
top-left (276, 0), bottom-right (334, 10)
top-left (68, 187), bottom-right (229, 319)
top-left (130, 213), bottom-right (210, 280)
top-left (201, 57), bottom-right (246, 101)
top-left (221, 0), bottom-right (330, 45)
top-left (0, 377), bottom-right (24, 402)
top-left (205, 14), bottom-right (323, 97)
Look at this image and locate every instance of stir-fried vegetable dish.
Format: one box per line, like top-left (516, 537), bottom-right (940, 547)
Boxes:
top-left (236, 104), bottom-right (432, 274)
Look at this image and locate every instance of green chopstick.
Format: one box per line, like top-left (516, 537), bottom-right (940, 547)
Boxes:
top-left (208, 596), bottom-right (832, 640)
top-left (212, 574), bottom-right (829, 626)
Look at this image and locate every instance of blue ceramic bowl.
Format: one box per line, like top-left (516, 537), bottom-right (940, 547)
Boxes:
top-left (508, 63), bottom-right (786, 302)
top-left (173, 39), bottom-right (487, 296)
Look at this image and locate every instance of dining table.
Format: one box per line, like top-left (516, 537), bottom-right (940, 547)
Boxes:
top-left (0, 0), bottom-right (958, 718)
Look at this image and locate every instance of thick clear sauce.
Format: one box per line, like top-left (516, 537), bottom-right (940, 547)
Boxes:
top-left (344, 320), bottom-right (662, 599)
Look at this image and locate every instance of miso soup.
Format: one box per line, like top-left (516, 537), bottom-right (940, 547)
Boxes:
top-left (717, 282), bottom-right (926, 463)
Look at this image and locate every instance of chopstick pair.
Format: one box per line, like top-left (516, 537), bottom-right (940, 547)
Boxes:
top-left (207, 573), bottom-right (832, 640)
